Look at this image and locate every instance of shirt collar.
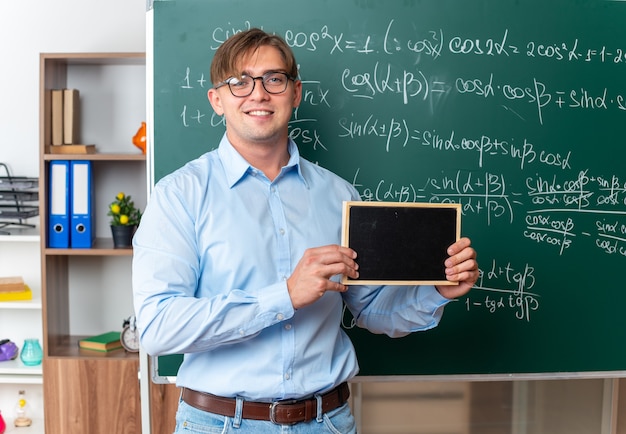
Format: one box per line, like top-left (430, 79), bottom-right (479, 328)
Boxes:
top-left (217, 134), bottom-right (307, 188)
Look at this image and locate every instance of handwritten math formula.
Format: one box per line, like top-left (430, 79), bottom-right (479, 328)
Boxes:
top-left (161, 14), bottom-right (626, 325)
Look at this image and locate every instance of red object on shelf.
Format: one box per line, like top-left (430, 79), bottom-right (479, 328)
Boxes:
top-left (132, 121), bottom-right (146, 154)
top-left (0, 410), bottom-right (6, 434)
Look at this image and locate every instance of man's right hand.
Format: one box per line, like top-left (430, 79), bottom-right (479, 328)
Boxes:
top-left (286, 245), bottom-right (359, 309)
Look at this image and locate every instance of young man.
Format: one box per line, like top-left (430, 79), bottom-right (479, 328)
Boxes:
top-left (133, 28), bottom-right (478, 433)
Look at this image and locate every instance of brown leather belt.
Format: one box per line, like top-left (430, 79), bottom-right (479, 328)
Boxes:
top-left (181, 382), bottom-right (350, 425)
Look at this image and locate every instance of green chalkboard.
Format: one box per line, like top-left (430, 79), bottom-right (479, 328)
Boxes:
top-left (149, 0), bottom-right (626, 379)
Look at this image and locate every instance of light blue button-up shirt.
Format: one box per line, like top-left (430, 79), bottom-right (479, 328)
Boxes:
top-left (132, 135), bottom-right (450, 401)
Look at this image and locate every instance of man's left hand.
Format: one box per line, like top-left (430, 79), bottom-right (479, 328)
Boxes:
top-left (435, 237), bottom-right (478, 299)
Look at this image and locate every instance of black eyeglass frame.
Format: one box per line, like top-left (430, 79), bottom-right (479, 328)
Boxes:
top-left (214, 71), bottom-right (296, 97)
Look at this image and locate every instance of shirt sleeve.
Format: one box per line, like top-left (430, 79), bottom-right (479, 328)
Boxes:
top-left (131, 181), bottom-right (295, 356)
top-left (342, 284), bottom-right (451, 338)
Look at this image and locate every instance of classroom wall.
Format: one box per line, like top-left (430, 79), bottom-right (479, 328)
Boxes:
top-left (0, 0), bottom-right (146, 177)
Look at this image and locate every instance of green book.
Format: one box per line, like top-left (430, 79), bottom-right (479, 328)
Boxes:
top-left (78, 331), bottom-right (122, 352)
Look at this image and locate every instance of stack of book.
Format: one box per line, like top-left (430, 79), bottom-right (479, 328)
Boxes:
top-left (48, 88), bottom-right (95, 155)
top-left (0, 276), bottom-right (32, 302)
top-left (78, 331), bottom-right (123, 353)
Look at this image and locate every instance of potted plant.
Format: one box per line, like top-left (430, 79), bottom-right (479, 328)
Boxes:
top-left (107, 192), bottom-right (142, 248)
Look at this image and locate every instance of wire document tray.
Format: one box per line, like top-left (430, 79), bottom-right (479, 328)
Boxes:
top-left (0, 163), bottom-right (39, 235)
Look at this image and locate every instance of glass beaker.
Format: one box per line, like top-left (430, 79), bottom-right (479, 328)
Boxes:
top-left (20, 338), bottom-right (43, 366)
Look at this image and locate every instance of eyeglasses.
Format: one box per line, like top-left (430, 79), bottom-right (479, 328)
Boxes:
top-left (214, 71), bottom-right (295, 97)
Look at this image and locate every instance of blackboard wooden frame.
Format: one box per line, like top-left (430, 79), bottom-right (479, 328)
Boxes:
top-left (341, 201), bottom-right (461, 285)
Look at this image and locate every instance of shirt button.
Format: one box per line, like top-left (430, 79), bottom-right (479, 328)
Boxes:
top-left (285, 324), bottom-right (292, 330)
top-left (279, 228), bottom-right (285, 236)
top-left (284, 373), bottom-right (291, 380)
top-left (276, 313), bottom-right (285, 321)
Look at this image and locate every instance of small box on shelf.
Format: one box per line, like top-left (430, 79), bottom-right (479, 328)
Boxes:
top-left (0, 278), bottom-right (32, 302)
top-left (0, 277), bottom-right (24, 293)
top-left (0, 286), bottom-right (32, 303)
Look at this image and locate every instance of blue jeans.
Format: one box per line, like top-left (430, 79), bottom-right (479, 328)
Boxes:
top-left (173, 398), bottom-right (357, 433)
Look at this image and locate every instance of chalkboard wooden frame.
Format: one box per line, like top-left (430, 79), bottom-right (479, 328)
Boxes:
top-left (341, 201), bottom-right (461, 285)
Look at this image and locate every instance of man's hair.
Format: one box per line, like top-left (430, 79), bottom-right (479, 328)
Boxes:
top-left (210, 28), bottom-right (298, 85)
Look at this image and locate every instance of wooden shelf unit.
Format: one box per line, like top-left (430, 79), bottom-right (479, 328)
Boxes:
top-left (0, 231), bottom-right (43, 431)
top-left (38, 52), bottom-right (146, 434)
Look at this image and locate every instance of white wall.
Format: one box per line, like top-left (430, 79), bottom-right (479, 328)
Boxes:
top-left (0, 0), bottom-right (147, 178)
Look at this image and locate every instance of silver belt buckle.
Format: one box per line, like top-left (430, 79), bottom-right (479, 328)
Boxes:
top-left (269, 399), bottom-right (298, 425)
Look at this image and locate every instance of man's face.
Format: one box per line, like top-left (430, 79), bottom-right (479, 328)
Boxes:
top-left (207, 45), bottom-right (302, 150)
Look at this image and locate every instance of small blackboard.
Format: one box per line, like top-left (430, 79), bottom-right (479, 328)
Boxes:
top-left (341, 202), bottom-right (461, 285)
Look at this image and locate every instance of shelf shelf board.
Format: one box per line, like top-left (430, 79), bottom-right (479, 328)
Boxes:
top-left (43, 51), bottom-right (145, 64)
top-left (0, 297), bottom-right (42, 310)
top-left (0, 227), bottom-right (40, 241)
top-left (43, 152), bottom-right (146, 161)
top-left (44, 238), bottom-right (133, 256)
top-left (0, 359), bottom-right (43, 379)
top-left (48, 335), bottom-right (139, 360)
top-left (0, 374), bottom-right (43, 385)
top-left (4, 417), bottom-right (45, 434)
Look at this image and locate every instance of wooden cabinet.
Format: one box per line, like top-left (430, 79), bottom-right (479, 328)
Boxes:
top-left (39, 53), bottom-right (146, 434)
top-left (44, 358), bottom-right (140, 434)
